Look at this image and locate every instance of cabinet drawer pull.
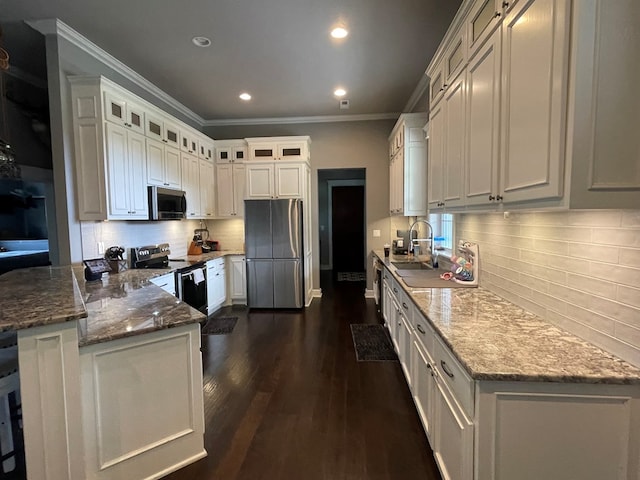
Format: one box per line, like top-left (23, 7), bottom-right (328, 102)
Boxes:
top-left (417, 324), bottom-right (426, 335)
top-left (489, 194), bottom-right (495, 201)
top-left (440, 360), bottom-right (455, 379)
top-left (493, 11), bottom-right (501, 18)
top-left (393, 288), bottom-right (398, 294)
top-left (502, 1), bottom-right (509, 7)
top-left (496, 194), bottom-right (503, 201)
top-left (402, 302), bottom-right (408, 310)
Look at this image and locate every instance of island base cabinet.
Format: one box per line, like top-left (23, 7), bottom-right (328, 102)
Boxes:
top-left (475, 382), bottom-right (640, 480)
top-left (79, 324), bottom-right (206, 480)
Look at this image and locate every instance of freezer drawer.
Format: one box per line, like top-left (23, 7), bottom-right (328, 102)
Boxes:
top-left (246, 259), bottom-right (303, 309)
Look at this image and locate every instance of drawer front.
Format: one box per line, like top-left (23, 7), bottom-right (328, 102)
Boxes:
top-left (434, 335), bottom-right (474, 417)
top-left (411, 310), bottom-right (435, 357)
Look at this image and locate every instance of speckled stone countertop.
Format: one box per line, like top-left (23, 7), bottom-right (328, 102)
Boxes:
top-left (374, 250), bottom-right (640, 385)
top-left (0, 266), bottom-right (87, 331)
top-left (0, 251), bottom-right (245, 347)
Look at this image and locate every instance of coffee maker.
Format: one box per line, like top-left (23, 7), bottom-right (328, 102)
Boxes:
top-left (392, 229), bottom-right (415, 255)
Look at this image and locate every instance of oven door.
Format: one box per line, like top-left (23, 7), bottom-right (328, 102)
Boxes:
top-left (178, 266), bottom-right (207, 314)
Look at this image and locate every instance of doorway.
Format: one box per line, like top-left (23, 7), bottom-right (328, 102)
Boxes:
top-left (317, 169), bottom-right (366, 289)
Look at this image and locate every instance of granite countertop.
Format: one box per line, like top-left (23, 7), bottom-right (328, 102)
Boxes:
top-left (0, 251), bottom-right (245, 347)
top-left (0, 266), bottom-right (87, 331)
top-left (374, 250), bottom-right (640, 385)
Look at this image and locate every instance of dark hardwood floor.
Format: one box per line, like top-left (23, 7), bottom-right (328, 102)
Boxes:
top-left (163, 272), bottom-right (442, 480)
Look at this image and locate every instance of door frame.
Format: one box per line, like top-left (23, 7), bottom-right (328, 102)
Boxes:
top-left (327, 179), bottom-right (366, 271)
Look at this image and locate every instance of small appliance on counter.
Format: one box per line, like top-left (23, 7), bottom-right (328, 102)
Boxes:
top-left (105, 245), bottom-right (127, 273)
top-left (392, 229), bottom-right (416, 255)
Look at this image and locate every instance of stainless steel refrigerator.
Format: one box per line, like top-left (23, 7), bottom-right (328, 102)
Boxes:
top-left (245, 199), bottom-right (304, 308)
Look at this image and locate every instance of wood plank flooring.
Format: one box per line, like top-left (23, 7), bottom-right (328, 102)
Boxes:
top-left (162, 274), bottom-right (442, 480)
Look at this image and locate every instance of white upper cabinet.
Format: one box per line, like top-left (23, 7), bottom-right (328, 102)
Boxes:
top-left (180, 129), bottom-right (199, 155)
top-left (104, 90), bottom-right (145, 134)
top-left (69, 76), bottom-right (216, 221)
top-left (246, 137), bottom-right (310, 162)
top-left (215, 139), bottom-right (247, 164)
top-left (146, 138), bottom-right (181, 189)
top-left (499, 0), bottom-right (569, 204)
top-left (199, 159), bottom-right (215, 217)
top-left (567, 0), bottom-right (640, 208)
top-left (427, 0), bottom-right (638, 211)
top-left (145, 112), bottom-right (180, 149)
top-left (465, 27), bottom-right (501, 207)
top-left (104, 123), bottom-right (148, 219)
top-left (181, 152), bottom-right (200, 218)
top-left (388, 113), bottom-right (428, 216)
top-left (216, 163), bottom-right (245, 217)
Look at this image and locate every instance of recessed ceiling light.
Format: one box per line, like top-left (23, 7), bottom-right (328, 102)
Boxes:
top-left (331, 27), bottom-right (349, 39)
top-left (239, 92), bottom-right (252, 101)
top-left (334, 88), bottom-right (347, 97)
top-left (192, 36), bottom-right (211, 47)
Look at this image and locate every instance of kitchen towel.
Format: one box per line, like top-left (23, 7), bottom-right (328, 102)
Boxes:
top-left (193, 268), bottom-right (205, 285)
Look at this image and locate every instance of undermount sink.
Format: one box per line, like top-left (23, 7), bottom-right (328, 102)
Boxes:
top-left (391, 261), bottom-right (433, 270)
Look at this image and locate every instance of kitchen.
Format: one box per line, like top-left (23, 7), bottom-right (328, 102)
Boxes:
top-left (0, 0), bottom-right (639, 479)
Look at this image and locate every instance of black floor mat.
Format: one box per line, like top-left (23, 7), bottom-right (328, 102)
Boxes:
top-left (201, 316), bottom-right (238, 335)
top-left (350, 324), bottom-right (398, 361)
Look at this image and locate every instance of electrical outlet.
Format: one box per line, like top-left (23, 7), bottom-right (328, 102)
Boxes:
top-left (98, 242), bottom-right (105, 255)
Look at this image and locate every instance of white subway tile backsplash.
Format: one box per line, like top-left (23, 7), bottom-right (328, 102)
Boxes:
top-left (592, 228), bottom-right (640, 248)
top-left (617, 285), bottom-right (640, 309)
top-left (459, 210), bottom-right (640, 367)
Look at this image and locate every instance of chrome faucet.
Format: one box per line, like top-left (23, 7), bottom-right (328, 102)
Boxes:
top-left (408, 219), bottom-right (434, 261)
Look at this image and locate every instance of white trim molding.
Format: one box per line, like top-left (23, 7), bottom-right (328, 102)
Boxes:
top-left (26, 19), bottom-right (205, 126)
top-left (364, 289), bottom-right (375, 298)
top-left (204, 112), bottom-right (400, 127)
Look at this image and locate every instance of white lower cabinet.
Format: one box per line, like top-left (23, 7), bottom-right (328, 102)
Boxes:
top-left (149, 272), bottom-right (176, 296)
top-left (227, 255), bottom-right (247, 303)
top-left (206, 258), bottom-right (226, 315)
top-left (385, 265), bottom-right (640, 480)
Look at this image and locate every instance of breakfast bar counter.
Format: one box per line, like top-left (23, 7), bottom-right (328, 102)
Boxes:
top-left (0, 265), bottom-right (208, 480)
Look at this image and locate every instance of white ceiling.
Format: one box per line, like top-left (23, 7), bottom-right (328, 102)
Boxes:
top-left (0, 0), bottom-right (461, 122)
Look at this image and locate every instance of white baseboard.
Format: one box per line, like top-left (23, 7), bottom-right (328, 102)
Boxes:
top-left (320, 265), bottom-right (332, 271)
top-left (312, 288), bottom-right (322, 298)
top-left (364, 289), bottom-right (375, 298)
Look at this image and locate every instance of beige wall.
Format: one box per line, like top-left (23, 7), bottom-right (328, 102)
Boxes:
top-left (206, 120), bottom-right (396, 290)
top-left (458, 210), bottom-right (640, 367)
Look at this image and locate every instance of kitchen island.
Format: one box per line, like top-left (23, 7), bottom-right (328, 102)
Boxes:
top-left (374, 250), bottom-right (640, 480)
top-left (0, 264), bottom-right (208, 480)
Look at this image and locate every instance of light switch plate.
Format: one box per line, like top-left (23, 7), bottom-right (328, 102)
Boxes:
top-left (373, 229), bottom-right (381, 237)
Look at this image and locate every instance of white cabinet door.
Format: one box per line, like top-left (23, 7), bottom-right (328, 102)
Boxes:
top-left (106, 123), bottom-right (131, 218)
top-left (499, 0), bottom-right (570, 203)
top-left (181, 153), bottom-right (200, 218)
top-left (246, 164), bottom-right (275, 199)
top-left (199, 160), bottom-right (214, 218)
top-left (105, 123), bottom-right (147, 219)
top-left (465, 28), bottom-right (501, 207)
top-left (233, 164), bottom-right (246, 217)
top-left (228, 256), bottom-right (246, 301)
top-left (428, 102), bottom-right (446, 209)
top-left (443, 71), bottom-right (466, 208)
top-left (275, 163), bottom-right (304, 198)
top-left (215, 164), bottom-right (235, 216)
top-left (164, 147), bottom-right (182, 189)
top-left (146, 139), bottom-right (181, 189)
top-left (398, 310), bottom-right (413, 387)
top-left (411, 339), bottom-right (436, 444)
top-left (434, 378), bottom-right (474, 480)
top-left (206, 259), bottom-right (226, 314)
top-left (127, 131), bottom-right (149, 219)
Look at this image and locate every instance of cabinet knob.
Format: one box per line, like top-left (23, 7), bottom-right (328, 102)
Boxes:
top-left (502, 1), bottom-right (509, 7)
top-left (417, 324), bottom-right (426, 335)
top-left (163, 139), bottom-right (167, 143)
top-left (489, 195), bottom-right (495, 201)
top-left (496, 194), bottom-right (503, 201)
top-left (494, 11), bottom-right (501, 18)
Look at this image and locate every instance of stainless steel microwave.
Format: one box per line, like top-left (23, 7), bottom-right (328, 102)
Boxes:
top-left (148, 186), bottom-right (186, 220)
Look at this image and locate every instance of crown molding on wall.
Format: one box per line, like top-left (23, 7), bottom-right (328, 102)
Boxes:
top-left (203, 112), bottom-right (400, 127)
top-left (403, 73), bottom-right (430, 113)
top-left (26, 19), bottom-right (206, 126)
